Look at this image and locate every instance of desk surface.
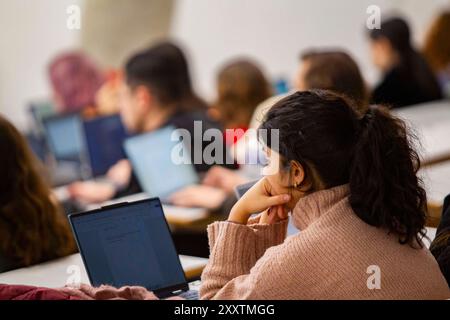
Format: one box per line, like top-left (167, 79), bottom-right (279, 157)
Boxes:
top-left (0, 253), bottom-right (208, 288)
top-left (87, 192), bottom-right (209, 226)
top-left (54, 189), bottom-right (210, 226)
top-left (393, 100), bottom-right (450, 164)
top-left (419, 160), bottom-right (450, 205)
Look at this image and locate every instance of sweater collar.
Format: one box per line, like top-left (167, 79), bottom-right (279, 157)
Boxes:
top-left (291, 184), bottom-right (350, 230)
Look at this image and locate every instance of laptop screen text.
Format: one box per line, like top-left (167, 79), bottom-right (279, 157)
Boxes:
top-left (71, 200), bottom-right (186, 290)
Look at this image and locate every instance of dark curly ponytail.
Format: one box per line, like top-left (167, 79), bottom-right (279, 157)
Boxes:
top-left (260, 90), bottom-right (427, 247)
top-left (349, 105), bottom-right (427, 246)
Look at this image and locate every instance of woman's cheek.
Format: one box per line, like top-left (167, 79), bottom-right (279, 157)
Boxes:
top-left (265, 175), bottom-right (288, 195)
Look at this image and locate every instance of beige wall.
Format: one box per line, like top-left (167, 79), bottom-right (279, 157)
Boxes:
top-left (0, 0), bottom-right (82, 129)
top-left (81, 0), bottom-right (174, 68)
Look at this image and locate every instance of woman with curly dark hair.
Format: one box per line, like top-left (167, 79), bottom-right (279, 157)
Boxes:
top-left (200, 90), bottom-right (449, 299)
top-left (0, 115), bottom-right (76, 273)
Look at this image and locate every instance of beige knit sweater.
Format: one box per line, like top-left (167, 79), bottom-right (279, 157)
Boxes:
top-left (200, 184), bottom-right (450, 300)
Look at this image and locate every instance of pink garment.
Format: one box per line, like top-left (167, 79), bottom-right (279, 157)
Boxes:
top-left (200, 184), bottom-right (450, 300)
top-left (0, 283), bottom-right (183, 300)
top-left (58, 283), bottom-right (158, 300)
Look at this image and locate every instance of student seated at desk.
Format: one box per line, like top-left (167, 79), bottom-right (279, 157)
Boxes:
top-left (200, 90), bottom-right (449, 299)
top-left (0, 116), bottom-right (76, 273)
top-left (69, 42), bottom-right (232, 205)
top-left (209, 59), bottom-right (272, 146)
top-left (250, 49), bottom-right (369, 129)
top-left (368, 17), bottom-right (442, 108)
top-left (170, 58), bottom-right (273, 211)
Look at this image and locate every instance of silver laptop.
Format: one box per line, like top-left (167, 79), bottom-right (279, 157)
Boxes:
top-left (124, 125), bottom-right (199, 202)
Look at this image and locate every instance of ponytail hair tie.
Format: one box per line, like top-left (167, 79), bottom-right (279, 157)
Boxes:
top-left (359, 106), bottom-right (378, 133)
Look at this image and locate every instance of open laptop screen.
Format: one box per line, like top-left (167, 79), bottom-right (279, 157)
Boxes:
top-left (43, 113), bottom-right (84, 162)
top-left (124, 125), bottom-right (199, 199)
top-left (70, 199), bottom-right (186, 290)
top-left (83, 114), bottom-right (128, 177)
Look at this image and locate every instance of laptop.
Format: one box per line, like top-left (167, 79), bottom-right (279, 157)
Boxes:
top-left (29, 99), bottom-right (56, 135)
top-left (83, 114), bottom-right (128, 177)
top-left (42, 112), bottom-right (86, 163)
top-left (69, 198), bottom-right (199, 300)
top-left (42, 113), bottom-right (91, 184)
top-left (123, 125), bottom-right (199, 202)
top-left (43, 113), bottom-right (128, 184)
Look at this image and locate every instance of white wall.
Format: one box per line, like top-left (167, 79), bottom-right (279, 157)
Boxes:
top-left (1, 0), bottom-right (449, 129)
top-left (0, 0), bottom-right (82, 129)
top-left (171, 0), bottom-right (450, 101)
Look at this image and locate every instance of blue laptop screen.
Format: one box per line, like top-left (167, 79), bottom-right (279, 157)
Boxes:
top-left (70, 200), bottom-right (186, 290)
top-left (83, 114), bottom-right (128, 177)
top-left (124, 125), bottom-right (199, 198)
top-left (44, 114), bottom-right (84, 161)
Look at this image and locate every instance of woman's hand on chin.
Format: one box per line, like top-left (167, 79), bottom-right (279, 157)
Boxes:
top-left (228, 178), bottom-right (290, 225)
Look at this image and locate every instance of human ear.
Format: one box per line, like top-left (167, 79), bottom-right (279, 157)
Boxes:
top-left (290, 160), bottom-right (305, 188)
top-left (135, 85), bottom-right (153, 113)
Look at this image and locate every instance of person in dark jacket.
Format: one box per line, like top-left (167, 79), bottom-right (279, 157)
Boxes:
top-left (68, 42), bottom-right (234, 204)
top-left (368, 17), bottom-right (442, 108)
top-left (430, 194), bottom-right (450, 287)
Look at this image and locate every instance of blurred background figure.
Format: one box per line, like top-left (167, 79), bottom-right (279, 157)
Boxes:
top-left (0, 115), bottom-right (76, 273)
top-left (68, 41), bottom-right (225, 205)
top-left (172, 49), bottom-right (369, 212)
top-left (48, 51), bottom-right (105, 116)
top-left (423, 11), bottom-right (450, 99)
top-left (250, 50), bottom-right (368, 129)
top-left (209, 59), bottom-right (271, 146)
top-left (368, 17), bottom-right (442, 108)
top-left (95, 69), bottom-right (123, 115)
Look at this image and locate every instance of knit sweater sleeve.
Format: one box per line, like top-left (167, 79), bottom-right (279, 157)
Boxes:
top-left (199, 218), bottom-right (288, 300)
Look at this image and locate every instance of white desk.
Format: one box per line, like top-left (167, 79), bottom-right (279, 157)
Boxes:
top-left (54, 188), bottom-right (209, 226)
top-left (419, 160), bottom-right (450, 206)
top-left (0, 253), bottom-right (208, 288)
top-left (393, 100), bottom-right (450, 164)
top-left (86, 192), bottom-right (209, 225)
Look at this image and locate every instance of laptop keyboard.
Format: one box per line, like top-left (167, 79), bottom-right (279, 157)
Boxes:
top-left (178, 290), bottom-right (199, 300)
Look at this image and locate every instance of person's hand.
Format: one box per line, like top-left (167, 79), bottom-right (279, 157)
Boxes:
top-left (106, 159), bottom-right (132, 188)
top-left (228, 178), bottom-right (290, 225)
top-left (168, 185), bottom-right (227, 210)
top-left (68, 181), bottom-right (116, 204)
top-left (203, 166), bottom-right (247, 194)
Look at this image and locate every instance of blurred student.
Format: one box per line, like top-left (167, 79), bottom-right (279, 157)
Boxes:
top-left (172, 50), bottom-right (369, 205)
top-left (250, 50), bottom-right (368, 129)
top-left (423, 11), bottom-right (450, 99)
top-left (430, 195), bottom-right (450, 286)
top-left (69, 42), bottom-right (228, 205)
top-left (0, 116), bottom-right (76, 273)
top-left (369, 17), bottom-right (442, 108)
top-left (95, 69), bottom-right (123, 115)
top-left (48, 51), bottom-right (105, 116)
top-left (209, 59), bottom-right (271, 146)
top-left (200, 90), bottom-right (450, 299)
